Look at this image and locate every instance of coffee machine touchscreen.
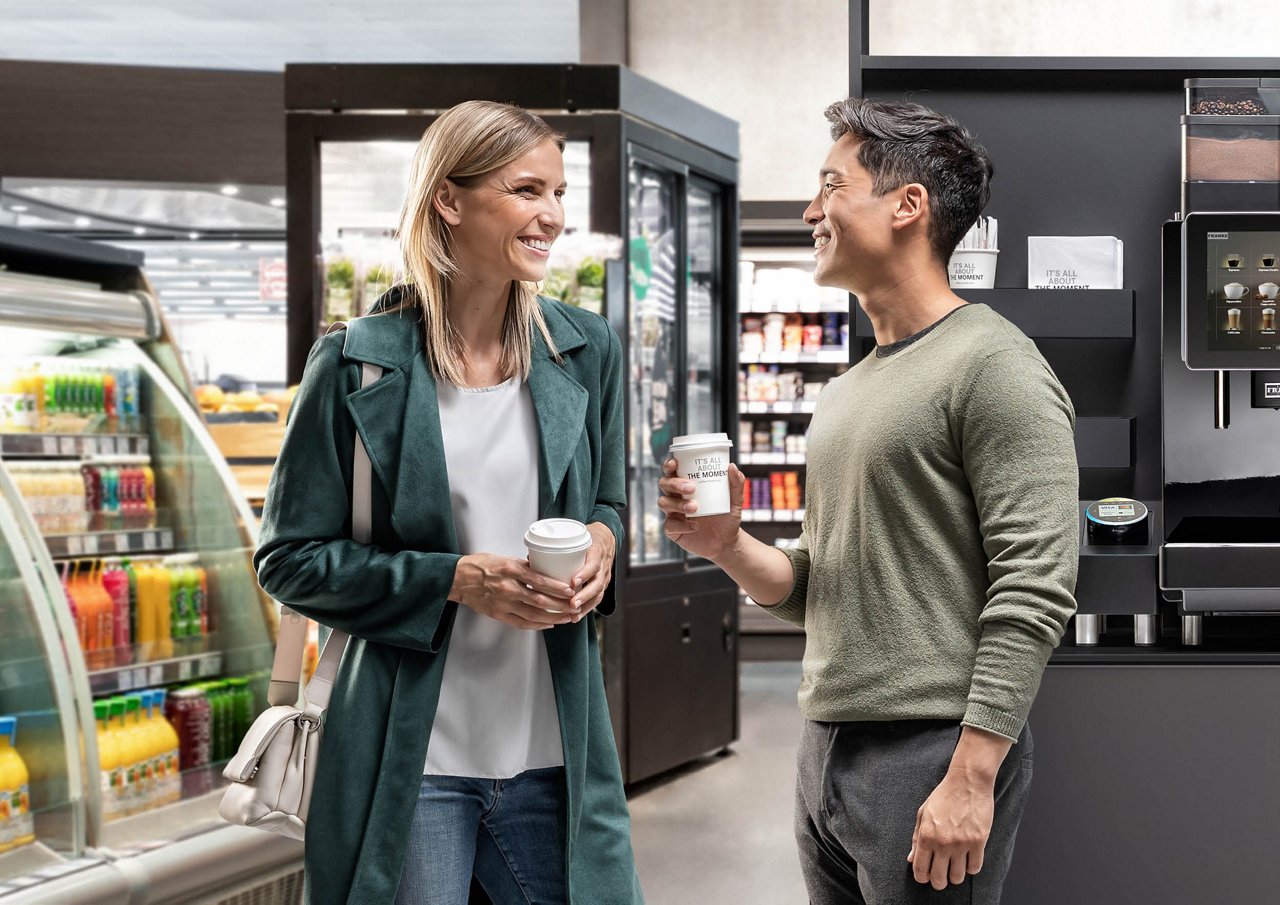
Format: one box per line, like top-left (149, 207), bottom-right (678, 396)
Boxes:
top-left (1207, 231), bottom-right (1280, 352)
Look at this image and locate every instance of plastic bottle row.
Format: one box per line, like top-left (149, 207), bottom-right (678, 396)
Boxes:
top-left (95, 676), bottom-right (264, 822)
top-left (3, 456), bottom-right (157, 535)
top-left (0, 360), bottom-right (142, 433)
top-left (0, 716), bottom-right (34, 853)
top-left (65, 555), bottom-right (213, 670)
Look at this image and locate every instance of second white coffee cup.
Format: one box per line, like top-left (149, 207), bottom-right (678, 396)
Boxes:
top-left (524, 518), bottom-right (592, 583)
top-left (670, 432), bottom-right (734, 518)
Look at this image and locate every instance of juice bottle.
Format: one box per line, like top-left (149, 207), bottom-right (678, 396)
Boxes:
top-left (17, 369), bottom-right (39, 431)
top-left (152, 564), bottom-right (173, 660)
top-left (133, 562), bottom-right (155, 662)
top-left (102, 561), bottom-right (132, 666)
top-left (0, 716), bottom-right (12, 852)
top-left (106, 698), bottom-right (130, 816)
top-left (227, 677), bottom-right (255, 747)
top-left (93, 562), bottom-right (114, 670)
top-left (192, 563), bottom-right (209, 647)
top-left (121, 696), bottom-right (145, 814)
top-left (154, 691), bottom-right (181, 803)
top-left (94, 700), bottom-right (121, 822)
top-left (0, 717), bottom-right (35, 847)
top-left (131, 693), bottom-right (158, 812)
top-left (141, 465), bottom-right (156, 521)
top-left (123, 560), bottom-right (140, 660)
top-left (202, 682), bottom-right (230, 763)
top-left (139, 692), bottom-right (164, 808)
top-left (101, 463), bottom-right (120, 520)
top-left (31, 364), bottom-right (46, 430)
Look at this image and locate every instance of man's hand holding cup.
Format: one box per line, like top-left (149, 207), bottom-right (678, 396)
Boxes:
top-left (658, 435), bottom-right (746, 562)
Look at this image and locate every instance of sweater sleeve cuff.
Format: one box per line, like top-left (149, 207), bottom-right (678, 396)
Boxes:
top-left (762, 547), bottom-right (809, 628)
top-left (961, 703), bottom-right (1024, 743)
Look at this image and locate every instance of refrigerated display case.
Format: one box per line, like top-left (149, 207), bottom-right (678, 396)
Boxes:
top-left (284, 64), bottom-right (741, 783)
top-left (0, 228), bottom-right (301, 902)
top-left (736, 203), bottom-right (852, 657)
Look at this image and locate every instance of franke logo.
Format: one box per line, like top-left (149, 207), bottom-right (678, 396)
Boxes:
top-left (1209, 232), bottom-right (1230, 240)
top-left (1267, 383), bottom-right (1280, 399)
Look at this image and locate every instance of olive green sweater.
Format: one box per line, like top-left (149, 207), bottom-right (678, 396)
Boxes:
top-left (769, 303), bottom-right (1079, 741)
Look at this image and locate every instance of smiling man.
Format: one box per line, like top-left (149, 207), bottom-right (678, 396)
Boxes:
top-left (658, 98), bottom-right (1079, 903)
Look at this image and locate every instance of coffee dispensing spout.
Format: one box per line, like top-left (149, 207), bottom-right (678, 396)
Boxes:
top-left (1214, 370), bottom-right (1230, 429)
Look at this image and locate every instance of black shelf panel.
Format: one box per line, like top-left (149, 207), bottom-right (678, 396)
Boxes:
top-left (88, 650), bottom-right (224, 697)
top-left (1076, 501), bottom-right (1161, 616)
top-left (0, 432), bottom-right (150, 458)
top-left (853, 290), bottom-right (1134, 340)
top-left (44, 527), bottom-right (174, 559)
top-left (1076, 416), bottom-right (1134, 469)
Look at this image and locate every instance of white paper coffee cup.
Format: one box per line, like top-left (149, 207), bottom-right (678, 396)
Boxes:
top-left (670, 432), bottom-right (734, 518)
top-left (947, 249), bottom-right (998, 289)
top-left (524, 518), bottom-right (592, 583)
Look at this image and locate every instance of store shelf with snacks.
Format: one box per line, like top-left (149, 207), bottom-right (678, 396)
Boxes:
top-left (740, 508), bottom-right (805, 524)
top-left (0, 432), bottom-right (150, 459)
top-left (739, 349), bottom-right (850, 365)
top-left (738, 400), bottom-right (819, 416)
top-left (740, 299), bottom-right (852, 315)
top-left (738, 452), bottom-right (807, 466)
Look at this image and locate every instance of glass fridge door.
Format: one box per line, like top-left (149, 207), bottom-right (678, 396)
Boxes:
top-left (685, 179), bottom-right (723, 440)
top-left (627, 158), bottom-right (683, 566)
top-left (0, 473), bottom-right (88, 882)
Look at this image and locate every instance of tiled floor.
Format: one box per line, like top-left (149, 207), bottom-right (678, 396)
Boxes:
top-left (628, 661), bottom-right (808, 905)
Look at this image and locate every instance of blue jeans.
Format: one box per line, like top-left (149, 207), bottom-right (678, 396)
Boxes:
top-left (395, 767), bottom-right (568, 905)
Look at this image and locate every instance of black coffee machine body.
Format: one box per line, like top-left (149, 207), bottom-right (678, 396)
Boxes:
top-left (1162, 96), bottom-right (1280, 641)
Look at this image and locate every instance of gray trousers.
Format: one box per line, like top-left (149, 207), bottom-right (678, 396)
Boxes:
top-left (795, 719), bottom-right (1033, 905)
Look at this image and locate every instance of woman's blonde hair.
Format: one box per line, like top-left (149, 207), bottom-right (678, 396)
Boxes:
top-left (394, 100), bottom-right (564, 385)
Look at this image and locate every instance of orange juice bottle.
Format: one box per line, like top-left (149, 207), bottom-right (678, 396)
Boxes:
top-left (0, 717), bottom-right (35, 847)
top-left (94, 701), bottom-right (121, 822)
top-left (139, 692), bottom-right (165, 810)
top-left (120, 696), bottom-right (144, 815)
top-left (152, 564), bottom-right (173, 660)
top-left (106, 699), bottom-right (130, 817)
top-left (154, 690), bottom-right (181, 803)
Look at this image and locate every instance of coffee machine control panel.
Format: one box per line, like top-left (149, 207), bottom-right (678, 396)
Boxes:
top-left (1183, 212), bottom-right (1280, 369)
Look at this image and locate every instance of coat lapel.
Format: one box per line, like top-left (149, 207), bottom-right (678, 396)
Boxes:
top-left (341, 297), bottom-right (591, 546)
top-left (528, 299), bottom-right (591, 513)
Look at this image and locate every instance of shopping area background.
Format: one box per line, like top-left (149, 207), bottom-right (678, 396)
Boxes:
top-left (3, 2), bottom-right (1280, 904)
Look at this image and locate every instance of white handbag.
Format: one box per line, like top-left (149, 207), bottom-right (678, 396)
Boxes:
top-left (218, 360), bottom-right (383, 840)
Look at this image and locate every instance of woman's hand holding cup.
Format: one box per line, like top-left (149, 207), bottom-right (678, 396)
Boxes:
top-left (451, 553), bottom-right (577, 630)
top-left (568, 523), bottom-right (616, 618)
top-left (658, 458), bottom-right (745, 561)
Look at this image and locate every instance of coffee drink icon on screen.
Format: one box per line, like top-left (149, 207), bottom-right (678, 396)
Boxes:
top-left (1263, 309), bottom-right (1276, 331)
top-left (1227, 308), bottom-right (1243, 331)
top-left (1225, 253), bottom-right (1243, 268)
top-left (1262, 253), bottom-right (1277, 268)
top-left (1224, 282), bottom-right (1249, 300)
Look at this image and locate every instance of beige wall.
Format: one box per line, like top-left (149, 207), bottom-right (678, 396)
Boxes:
top-left (629, 0), bottom-right (848, 202)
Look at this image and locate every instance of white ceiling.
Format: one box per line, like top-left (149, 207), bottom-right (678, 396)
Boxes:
top-left (0, 1), bottom-right (581, 70)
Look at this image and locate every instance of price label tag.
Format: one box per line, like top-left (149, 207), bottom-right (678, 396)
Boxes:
top-left (178, 659), bottom-right (193, 680)
top-left (787, 454), bottom-right (805, 465)
top-left (66, 535), bottom-right (83, 557)
top-left (774, 402), bottom-right (794, 414)
top-left (42, 436), bottom-right (58, 455)
top-left (161, 530), bottom-right (174, 549)
top-left (83, 534), bottom-right (99, 555)
top-left (778, 352), bottom-right (799, 363)
top-left (59, 436), bottom-right (77, 456)
top-left (149, 665), bottom-right (163, 685)
top-left (139, 437), bottom-right (150, 455)
top-left (82, 438), bottom-right (96, 457)
top-left (199, 655), bottom-right (221, 675)
top-left (113, 533), bottom-right (129, 553)
top-left (143, 532), bottom-right (158, 551)
top-left (747, 402), bottom-right (766, 414)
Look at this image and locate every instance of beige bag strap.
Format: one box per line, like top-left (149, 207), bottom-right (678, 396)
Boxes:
top-left (268, 356), bottom-right (383, 708)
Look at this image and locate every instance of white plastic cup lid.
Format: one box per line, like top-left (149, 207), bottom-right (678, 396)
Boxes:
top-left (524, 518), bottom-right (591, 551)
top-left (670, 432), bottom-right (733, 450)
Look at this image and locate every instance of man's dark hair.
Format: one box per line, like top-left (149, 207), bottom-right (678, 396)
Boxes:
top-left (824, 98), bottom-right (993, 264)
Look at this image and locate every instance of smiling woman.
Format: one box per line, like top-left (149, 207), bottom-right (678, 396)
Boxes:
top-left (253, 99), bottom-right (642, 905)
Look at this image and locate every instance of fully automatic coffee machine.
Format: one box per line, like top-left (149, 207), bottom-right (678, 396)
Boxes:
top-left (1160, 80), bottom-right (1280, 644)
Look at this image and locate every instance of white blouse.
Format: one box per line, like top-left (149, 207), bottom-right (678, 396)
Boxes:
top-left (424, 377), bottom-right (565, 779)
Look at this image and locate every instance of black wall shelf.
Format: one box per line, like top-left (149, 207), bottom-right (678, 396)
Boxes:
top-left (1075, 416), bottom-right (1134, 469)
top-left (853, 290), bottom-right (1134, 340)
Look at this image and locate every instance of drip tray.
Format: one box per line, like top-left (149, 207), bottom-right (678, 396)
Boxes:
top-left (1162, 517), bottom-right (1280, 612)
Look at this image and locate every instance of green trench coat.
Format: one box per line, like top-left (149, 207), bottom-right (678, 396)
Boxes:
top-left (254, 294), bottom-right (644, 904)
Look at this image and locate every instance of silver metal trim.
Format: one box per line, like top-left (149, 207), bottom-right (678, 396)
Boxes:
top-left (0, 271), bottom-right (154, 340)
